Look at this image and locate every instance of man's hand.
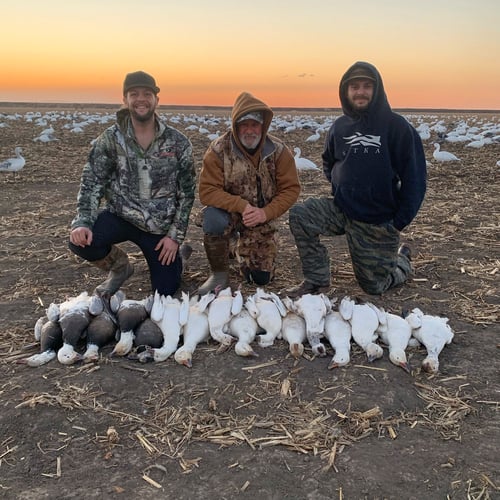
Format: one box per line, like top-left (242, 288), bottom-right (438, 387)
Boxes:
top-left (242, 204), bottom-right (267, 227)
top-left (155, 236), bottom-right (179, 265)
top-left (70, 227), bottom-right (93, 247)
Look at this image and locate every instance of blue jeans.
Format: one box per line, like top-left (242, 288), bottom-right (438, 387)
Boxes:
top-left (68, 210), bottom-right (182, 296)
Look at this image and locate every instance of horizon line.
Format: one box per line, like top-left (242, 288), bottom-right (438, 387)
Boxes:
top-left (1, 101), bottom-right (499, 114)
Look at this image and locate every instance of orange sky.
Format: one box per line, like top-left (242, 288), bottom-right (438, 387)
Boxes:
top-left (1, 1), bottom-right (499, 109)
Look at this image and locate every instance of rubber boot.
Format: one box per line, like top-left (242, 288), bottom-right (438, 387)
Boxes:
top-left (197, 235), bottom-right (230, 295)
top-left (91, 245), bottom-right (134, 297)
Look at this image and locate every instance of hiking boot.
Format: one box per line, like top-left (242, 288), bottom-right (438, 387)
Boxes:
top-left (284, 280), bottom-right (330, 299)
top-left (398, 243), bottom-right (412, 261)
top-left (92, 245), bottom-right (134, 297)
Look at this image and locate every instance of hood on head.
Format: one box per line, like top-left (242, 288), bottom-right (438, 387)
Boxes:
top-left (339, 61), bottom-right (390, 117)
top-left (231, 92), bottom-right (273, 151)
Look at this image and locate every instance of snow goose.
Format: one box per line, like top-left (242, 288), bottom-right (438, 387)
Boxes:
top-left (56, 292), bottom-right (93, 365)
top-left (291, 293), bottom-right (332, 356)
top-left (432, 143), bottom-right (460, 162)
top-left (141, 292), bottom-right (189, 362)
top-left (293, 147), bottom-right (320, 171)
top-left (175, 292), bottom-right (215, 367)
top-left (111, 295), bottom-right (153, 357)
top-left (280, 297), bottom-right (307, 359)
top-left (229, 308), bottom-right (260, 357)
top-left (376, 311), bottom-right (412, 372)
top-left (323, 311), bottom-right (352, 369)
top-left (405, 308), bottom-right (454, 373)
top-left (305, 129), bottom-right (321, 142)
top-left (0, 147), bottom-right (25, 173)
top-left (17, 318), bottom-right (63, 367)
top-left (245, 289), bottom-right (286, 348)
top-left (207, 287), bottom-right (241, 347)
top-left (339, 296), bottom-right (384, 362)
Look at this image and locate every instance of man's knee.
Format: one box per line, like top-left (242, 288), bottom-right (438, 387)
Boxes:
top-left (202, 207), bottom-right (231, 235)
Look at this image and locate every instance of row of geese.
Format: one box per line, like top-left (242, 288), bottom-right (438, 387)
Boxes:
top-left (19, 288), bottom-right (454, 375)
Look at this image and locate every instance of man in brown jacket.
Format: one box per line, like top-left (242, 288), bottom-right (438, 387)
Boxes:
top-left (197, 91), bottom-right (300, 294)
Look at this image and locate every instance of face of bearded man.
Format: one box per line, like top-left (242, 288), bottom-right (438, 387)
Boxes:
top-left (124, 88), bottom-right (158, 123)
top-left (237, 120), bottom-right (263, 150)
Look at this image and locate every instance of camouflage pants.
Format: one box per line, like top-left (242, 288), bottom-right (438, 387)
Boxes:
top-left (288, 197), bottom-right (412, 295)
top-left (198, 207), bottom-right (278, 278)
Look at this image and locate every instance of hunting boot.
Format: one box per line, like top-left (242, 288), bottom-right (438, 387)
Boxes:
top-left (91, 245), bottom-right (134, 297)
top-left (197, 234), bottom-right (230, 295)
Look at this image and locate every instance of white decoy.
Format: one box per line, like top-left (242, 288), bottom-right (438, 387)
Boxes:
top-left (17, 318), bottom-right (63, 367)
top-left (305, 129), bottom-right (321, 142)
top-left (229, 308), bottom-right (260, 357)
top-left (432, 143), bottom-right (460, 162)
top-left (323, 311), bottom-right (352, 369)
top-left (293, 147), bottom-right (320, 171)
top-left (0, 147), bottom-right (25, 172)
top-left (142, 293), bottom-right (189, 362)
top-left (281, 297), bottom-right (307, 359)
top-left (56, 292), bottom-right (93, 365)
top-left (376, 311), bottom-right (412, 373)
top-left (175, 292), bottom-right (215, 367)
top-left (207, 287), bottom-right (240, 346)
top-left (405, 307), bottom-right (454, 373)
top-left (339, 296), bottom-right (384, 362)
top-left (111, 295), bottom-right (153, 357)
top-left (291, 293), bottom-right (332, 357)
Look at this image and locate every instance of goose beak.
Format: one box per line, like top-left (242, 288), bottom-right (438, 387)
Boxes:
top-left (400, 361), bottom-right (412, 373)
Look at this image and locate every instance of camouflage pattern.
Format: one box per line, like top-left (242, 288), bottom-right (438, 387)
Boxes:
top-left (71, 109), bottom-right (195, 243)
top-left (212, 132), bottom-right (286, 210)
top-left (289, 197), bottom-right (412, 295)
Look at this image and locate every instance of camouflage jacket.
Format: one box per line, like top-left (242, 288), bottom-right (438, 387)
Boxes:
top-left (71, 109), bottom-right (196, 243)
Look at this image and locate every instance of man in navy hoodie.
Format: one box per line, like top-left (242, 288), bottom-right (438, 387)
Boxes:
top-left (287, 61), bottom-right (426, 297)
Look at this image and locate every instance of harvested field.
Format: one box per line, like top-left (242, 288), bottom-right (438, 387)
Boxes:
top-left (0, 104), bottom-right (499, 499)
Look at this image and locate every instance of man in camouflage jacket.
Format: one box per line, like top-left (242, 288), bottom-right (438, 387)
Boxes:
top-left (197, 91), bottom-right (300, 294)
top-left (69, 71), bottom-right (195, 297)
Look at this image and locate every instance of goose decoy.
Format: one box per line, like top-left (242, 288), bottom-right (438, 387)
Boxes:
top-left (432, 143), bottom-right (460, 162)
top-left (293, 147), bottom-right (320, 171)
top-left (0, 147), bottom-right (25, 173)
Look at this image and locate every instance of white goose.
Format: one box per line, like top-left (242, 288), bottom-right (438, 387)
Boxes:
top-left (0, 147), bottom-right (25, 172)
top-left (229, 308), bottom-right (260, 357)
top-left (339, 296), bottom-right (384, 362)
top-left (207, 287), bottom-right (242, 347)
top-left (293, 147), bottom-right (320, 171)
top-left (376, 311), bottom-right (412, 373)
top-left (432, 143), bottom-right (460, 162)
top-left (405, 308), bottom-right (454, 373)
top-left (292, 293), bottom-right (332, 357)
top-left (323, 311), bottom-right (352, 369)
top-left (175, 292), bottom-right (215, 367)
top-left (246, 289), bottom-right (286, 348)
top-left (281, 297), bottom-right (307, 359)
top-left (142, 292), bottom-right (189, 362)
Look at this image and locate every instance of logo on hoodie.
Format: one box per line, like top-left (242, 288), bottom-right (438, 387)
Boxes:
top-left (343, 132), bottom-right (381, 148)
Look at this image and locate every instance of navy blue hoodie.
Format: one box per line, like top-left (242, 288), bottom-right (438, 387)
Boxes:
top-left (322, 61), bottom-right (426, 231)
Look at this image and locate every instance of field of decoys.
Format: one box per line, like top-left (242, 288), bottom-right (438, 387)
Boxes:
top-left (1, 103), bottom-right (499, 499)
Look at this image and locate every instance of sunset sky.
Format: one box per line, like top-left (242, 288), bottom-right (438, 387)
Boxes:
top-left (1, 0), bottom-right (499, 109)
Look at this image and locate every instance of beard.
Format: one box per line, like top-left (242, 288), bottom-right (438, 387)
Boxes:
top-left (239, 132), bottom-right (262, 150)
top-left (129, 106), bottom-right (155, 123)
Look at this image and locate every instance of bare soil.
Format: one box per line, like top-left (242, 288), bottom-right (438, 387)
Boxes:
top-left (0, 104), bottom-right (499, 499)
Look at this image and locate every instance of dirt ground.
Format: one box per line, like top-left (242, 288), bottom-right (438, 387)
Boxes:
top-left (0, 104), bottom-right (499, 500)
